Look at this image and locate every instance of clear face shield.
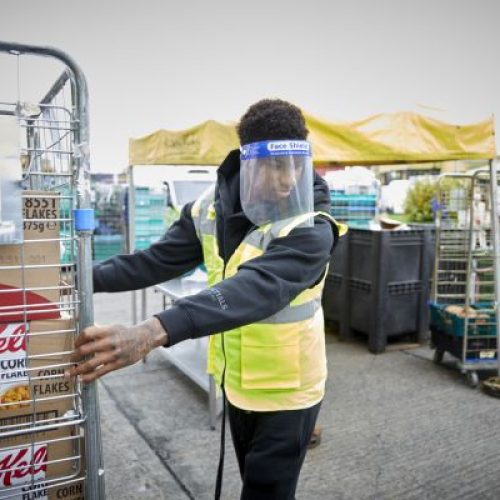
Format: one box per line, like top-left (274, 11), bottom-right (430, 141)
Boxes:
top-left (240, 140), bottom-right (314, 227)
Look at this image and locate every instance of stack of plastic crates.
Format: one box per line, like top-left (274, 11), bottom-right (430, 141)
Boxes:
top-left (430, 170), bottom-right (499, 387)
top-left (131, 186), bottom-right (167, 250)
top-left (92, 182), bottom-right (125, 262)
top-left (330, 185), bottom-right (379, 226)
top-left (93, 234), bottom-right (124, 261)
top-left (0, 42), bottom-right (104, 499)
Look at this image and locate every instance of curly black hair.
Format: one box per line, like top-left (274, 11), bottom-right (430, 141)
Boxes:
top-left (237, 99), bottom-right (308, 145)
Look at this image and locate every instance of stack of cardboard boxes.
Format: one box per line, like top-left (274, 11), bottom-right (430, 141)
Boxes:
top-left (0, 192), bottom-right (85, 499)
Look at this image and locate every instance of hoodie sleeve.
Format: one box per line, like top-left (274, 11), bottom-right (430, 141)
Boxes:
top-left (93, 202), bottom-right (203, 293)
top-left (157, 215), bottom-right (337, 346)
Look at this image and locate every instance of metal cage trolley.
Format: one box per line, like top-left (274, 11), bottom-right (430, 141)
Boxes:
top-left (430, 167), bottom-right (500, 387)
top-left (0, 42), bottom-right (104, 499)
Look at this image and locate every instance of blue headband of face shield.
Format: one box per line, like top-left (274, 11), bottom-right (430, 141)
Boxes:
top-left (240, 140), bottom-right (312, 161)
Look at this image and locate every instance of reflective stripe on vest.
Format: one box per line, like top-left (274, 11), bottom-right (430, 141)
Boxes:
top-left (191, 187), bottom-right (347, 411)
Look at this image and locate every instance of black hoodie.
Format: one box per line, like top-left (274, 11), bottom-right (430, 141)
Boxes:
top-left (93, 150), bottom-right (338, 346)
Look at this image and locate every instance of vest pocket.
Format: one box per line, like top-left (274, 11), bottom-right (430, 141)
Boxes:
top-left (240, 323), bottom-right (300, 390)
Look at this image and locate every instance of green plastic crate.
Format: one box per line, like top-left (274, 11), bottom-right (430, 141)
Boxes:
top-left (429, 302), bottom-right (497, 337)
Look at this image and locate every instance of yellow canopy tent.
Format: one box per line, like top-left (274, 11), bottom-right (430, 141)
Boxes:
top-left (129, 111), bottom-right (496, 166)
top-left (129, 120), bottom-right (239, 166)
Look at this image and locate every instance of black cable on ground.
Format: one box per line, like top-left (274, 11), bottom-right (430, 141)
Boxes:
top-left (214, 389), bottom-right (226, 500)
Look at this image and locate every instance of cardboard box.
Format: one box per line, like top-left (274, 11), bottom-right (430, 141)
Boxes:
top-left (0, 192), bottom-right (61, 322)
top-left (47, 435), bottom-right (85, 500)
top-left (0, 317), bottom-right (81, 499)
top-left (22, 191), bottom-right (61, 242)
top-left (0, 317), bottom-right (76, 448)
top-left (0, 436), bottom-right (84, 499)
top-left (0, 400), bottom-right (77, 449)
top-left (48, 477), bottom-right (85, 500)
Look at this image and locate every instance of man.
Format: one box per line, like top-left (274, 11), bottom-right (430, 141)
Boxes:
top-left (67, 99), bottom-right (345, 499)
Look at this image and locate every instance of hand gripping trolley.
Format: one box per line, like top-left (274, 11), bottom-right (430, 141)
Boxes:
top-left (0, 42), bottom-right (105, 498)
top-left (430, 165), bottom-right (500, 387)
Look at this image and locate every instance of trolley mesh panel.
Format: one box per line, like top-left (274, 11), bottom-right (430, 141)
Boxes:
top-left (431, 171), bottom-right (499, 372)
top-left (0, 52), bottom-right (87, 499)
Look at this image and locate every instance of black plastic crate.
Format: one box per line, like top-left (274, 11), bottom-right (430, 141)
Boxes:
top-left (323, 235), bottom-right (348, 323)
top-left (322, 227), bottom-right (435, 353)
top-left (349, 229), bottom-right (429, 282)
top-left (431, 327), bottom-right (497, 362)
top-left (322, 273), bottom-right (343, 323)
top-left (327, 231), bottom-right (348, 276)
top-left (348, 279), bottom-right (422, 340)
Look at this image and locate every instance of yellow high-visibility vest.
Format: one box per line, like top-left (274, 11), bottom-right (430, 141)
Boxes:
top-left (191, 187), bottom-right (347, 411)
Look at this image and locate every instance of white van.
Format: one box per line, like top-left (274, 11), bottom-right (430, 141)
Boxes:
top-left (131, 164), bottom-right (217, 227)
top-left (161, 166), bottom-right (217, 211)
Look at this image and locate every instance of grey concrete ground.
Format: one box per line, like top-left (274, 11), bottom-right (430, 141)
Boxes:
top-left (94, 290), bottom-right (500, 500)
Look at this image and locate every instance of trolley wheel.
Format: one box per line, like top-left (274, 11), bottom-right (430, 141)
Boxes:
top-left (433, 349), bottom-right (444, 364)
top-left (466, 371), bottom-right (479, 388)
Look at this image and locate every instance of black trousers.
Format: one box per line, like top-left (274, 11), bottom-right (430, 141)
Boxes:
top-left (227, 400), bottom-right (321, 500)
